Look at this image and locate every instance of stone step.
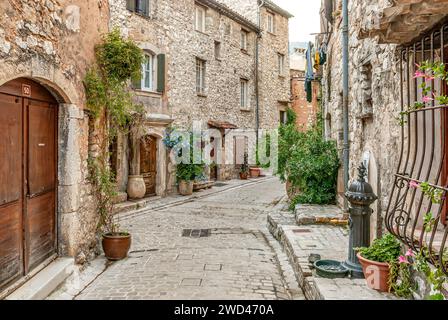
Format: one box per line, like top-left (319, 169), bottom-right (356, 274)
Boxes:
top-left (294, 204), bottom-right (348, 226)
top-left (5, 258), bottom-right (74, 300)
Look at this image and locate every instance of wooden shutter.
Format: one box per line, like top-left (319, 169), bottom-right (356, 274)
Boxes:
top-left (126, 0), bottom-right (135, 12)
top-left (157, 54), bottom-right (166, 93)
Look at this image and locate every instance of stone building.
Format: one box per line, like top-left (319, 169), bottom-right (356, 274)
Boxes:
top-left (290, 46), bottom-right (320, 131)
top-left (110, 0), bottom-right (293, 186)
top-left (320, 0), bottom-right (448, 269)
top-left (0, 1), bottom-right (109, 291)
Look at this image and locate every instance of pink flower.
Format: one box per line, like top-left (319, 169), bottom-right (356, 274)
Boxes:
top-left (398, 256), bottom-right (409, 264)
top-left (413, 70), bottom-right (426, 78)
top-left (405, 249), bottom-right (415, 257)
top-left (423, 96), bottom-right (434, 103)
top-left (409, 180), bottom-right (420, 188)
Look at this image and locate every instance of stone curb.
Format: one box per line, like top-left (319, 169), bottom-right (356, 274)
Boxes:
top-left (267, 213), bottom-right (323, 300)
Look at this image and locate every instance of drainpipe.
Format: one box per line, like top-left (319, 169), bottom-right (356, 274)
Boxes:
top-left (255, 0), bottom-right (265, 145)
top-left (342, 0), bottom-right (350, 211)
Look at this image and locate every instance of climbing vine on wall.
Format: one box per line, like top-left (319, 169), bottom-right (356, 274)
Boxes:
top-left (84, 28), bottom-right (144, 235)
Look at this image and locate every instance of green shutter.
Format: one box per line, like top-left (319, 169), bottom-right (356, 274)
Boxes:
top-left (157, 54), bottom-right (166, 93)
top-left (126, 0), bottom-right (135, 12)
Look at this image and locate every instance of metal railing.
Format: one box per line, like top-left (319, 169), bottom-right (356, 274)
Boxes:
top-left (385, 22), bottom-right (448, 274)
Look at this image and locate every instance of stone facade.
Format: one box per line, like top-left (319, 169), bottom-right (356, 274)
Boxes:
top-left (320, 0), bottom-right (448, 241)
top-left (0, 1), bottom-right (109, 262)
top-left (320, 0), bottom-right (402, 240)
top-left (110, 0), bottom-right (292, 184)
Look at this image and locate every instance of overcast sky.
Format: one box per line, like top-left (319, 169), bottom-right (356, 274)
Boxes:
top-left (272, 0), bottom-right (321, 42)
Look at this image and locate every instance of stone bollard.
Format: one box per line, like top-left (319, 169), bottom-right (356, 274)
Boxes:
top-left (342, 163), bottom-right (378, 278)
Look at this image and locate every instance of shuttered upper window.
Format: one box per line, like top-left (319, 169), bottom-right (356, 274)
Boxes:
top-left (267, 12), bottom-right (275, 33)
top-left (241, 30), bottom-right (248, 51)
top-left (126, 0), bottom-right (151, 17)
top-left (142, 53), bottom-right (155, 91)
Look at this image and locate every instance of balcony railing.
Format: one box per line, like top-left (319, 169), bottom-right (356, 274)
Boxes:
top-left (385, 22), bottom-right (448, 275)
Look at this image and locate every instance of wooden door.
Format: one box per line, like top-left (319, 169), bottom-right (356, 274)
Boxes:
top-left (0, 93), bottom-right (24, 289)
top-left (25, 100), bottom-right (57, 271)
top-left (0, 79), bottom-right (57, 289)
top-left (140, 135), bottom-right (157, 196)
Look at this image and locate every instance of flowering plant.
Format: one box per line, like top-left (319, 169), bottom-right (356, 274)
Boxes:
top-left (397, 61), bottom-right (448, 126)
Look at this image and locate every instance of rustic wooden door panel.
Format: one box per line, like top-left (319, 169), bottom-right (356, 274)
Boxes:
top-left (25, 101), bottom-right (57, 271)
top-left (26, 193), bottom-right (56, 270)
top-left (140, 136), bottom-right (157, 196)
top-left (0, 93), bottom-right (23, 289)
top-left (0, 203), bottom-right (23, 289)
top-left (27, 102), bottom-right (56, 196)
top-left (0, 94), bottom-right (22, 206)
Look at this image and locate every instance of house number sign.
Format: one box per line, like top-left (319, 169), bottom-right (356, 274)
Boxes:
top-left (22, 84), bottom-right (31, 97)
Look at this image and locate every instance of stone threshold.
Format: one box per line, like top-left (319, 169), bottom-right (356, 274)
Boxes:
top-left (268, 211), bottom-right (397, 300)
top-left (3, 257), bottom-right (74, 300)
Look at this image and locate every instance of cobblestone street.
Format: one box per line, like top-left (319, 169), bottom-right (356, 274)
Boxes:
top-left (52, 178), bottom-right (304, 300)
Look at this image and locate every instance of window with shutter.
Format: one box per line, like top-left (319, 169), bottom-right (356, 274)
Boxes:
top-left (195, 5), bottom-right (206, 33)
top-left (127, 0), bottom-right (150, 16)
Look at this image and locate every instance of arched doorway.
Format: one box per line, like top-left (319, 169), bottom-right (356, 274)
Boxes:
top-left (0, 78), bottom-right (58, 289)
top-left (140, 135), bottom-right (157, 196)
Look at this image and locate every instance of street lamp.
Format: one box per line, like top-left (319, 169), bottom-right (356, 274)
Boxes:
top-left (342, 163), bottom-right (378, 278)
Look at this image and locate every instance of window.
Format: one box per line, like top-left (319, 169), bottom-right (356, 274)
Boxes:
top-left (240, 79), bottom-right (249, 109)
top-left (241, 30), bottom-right (248, 51)
top-left (214, 41), bottom-right (221, 60)
top-left (267, 12), bottom-right (275, 33)
top-left (278, 53), bottom-right (285, 76)
top-left (142, 53), bottom-right (155, 91)
top-left (126, 0), bottom-right (150, 16)
top-left (196, 58), bottom-right (206, 95)
top-left (195, 5), bottom-right (206, 33)
top-left (279, 111), bottom-right (287, 125)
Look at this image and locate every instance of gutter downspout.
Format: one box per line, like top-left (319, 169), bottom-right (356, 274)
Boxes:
top-left (256, 0), bottom-right (264, 145)
top-left (342, 0), bottom-right (349, 211)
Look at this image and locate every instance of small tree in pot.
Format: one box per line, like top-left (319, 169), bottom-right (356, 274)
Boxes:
top-left (84, 29), bottom-right (144, 260)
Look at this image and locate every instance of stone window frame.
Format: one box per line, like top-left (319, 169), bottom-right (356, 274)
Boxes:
top-left (277, 53), bottom-right (285, 76)
top-left (195, 3), bottom-right (207, 33)
top-left (267, 11), bottom-right (276, 34)
top-left (240, 29), bottom-right (249, 52)
top-left (214, 41), bottom-right (222, 60)
top-left (240, 78), bottom-right (250, 110)
top-left (196, 58), bottom-right (206, 96)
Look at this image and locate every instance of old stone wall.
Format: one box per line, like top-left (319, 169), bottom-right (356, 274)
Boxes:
top-left (0, 0), bottom-right (109, 260)
top-left (291, 70), bottom-right (319, 131)
top-left (258, 5), bottom-right (291, 129)
top-left (321, 0), bottom-right (402, 239)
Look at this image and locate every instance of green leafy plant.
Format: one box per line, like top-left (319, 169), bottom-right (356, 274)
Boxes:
top-left (84, 28), bottom-right (144, 235)
top-left (174, 134), bottom-right (205, 182)
top-left (356, 234), bottom-right (402, 263)
top-left (277, 108), bottom-right (339, 209)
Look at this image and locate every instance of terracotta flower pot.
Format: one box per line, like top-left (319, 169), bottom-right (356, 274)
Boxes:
top-left (249, 167), bottom-right (261, 178)
top-left (102, 233), bottom-right (132, 261)
top-left (357, 252), bottom-right (391, 292)
top-left (178, 180), bottom-right (194, 196)
top-left (127, 175), bottom-right (146, 199)
top-left (239, 172), bottom-right (248, 180)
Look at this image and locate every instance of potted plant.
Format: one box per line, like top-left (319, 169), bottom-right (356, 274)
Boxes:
top-left (177, 162), bottom-right (204, 195)
top-left (240, 153), bottom-right (249, 180)
top-left (356, 234), bottom-right (402, 292)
